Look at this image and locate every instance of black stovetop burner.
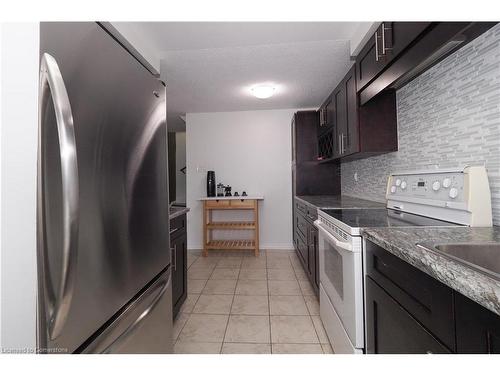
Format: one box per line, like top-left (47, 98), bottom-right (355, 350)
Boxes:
top-left (321, 208), bottom-right (460, 229)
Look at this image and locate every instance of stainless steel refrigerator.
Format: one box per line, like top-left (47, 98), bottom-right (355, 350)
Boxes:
top-left (37, 22), bottom-right (172, 353)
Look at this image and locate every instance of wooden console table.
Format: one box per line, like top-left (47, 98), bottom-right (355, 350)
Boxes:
top-left (199, 197), bottom-right (264, 257)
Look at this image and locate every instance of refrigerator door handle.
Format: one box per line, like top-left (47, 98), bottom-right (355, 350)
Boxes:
top-left (38, 53), bottom-right (79, 340)
top-left (101, 271), bottom-right (172, 354)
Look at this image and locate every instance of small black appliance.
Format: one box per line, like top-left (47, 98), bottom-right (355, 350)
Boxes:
top-left (207, 171), bottom-right (216, 197)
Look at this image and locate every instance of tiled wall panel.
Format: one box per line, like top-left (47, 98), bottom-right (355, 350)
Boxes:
top-left (341, 24), bottom-right (500, 225)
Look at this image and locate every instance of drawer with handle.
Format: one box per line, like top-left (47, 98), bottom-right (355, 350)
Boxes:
top-left (306, 206), bottom-right (318, 223)
top-left (229, 199), bottom-right (255, 209)
top-left (170, 214), bottom-right (186, 238)
top-left (205, 199), bottom-right (230, 208)
top-left (295, 200), bottom-right (307, 215)
top-left (365, 240), bottom-right (455, 351)
top-left (295, 211), bottom-right (308, 241)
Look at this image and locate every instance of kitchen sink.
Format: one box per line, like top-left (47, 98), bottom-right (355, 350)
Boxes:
top-left (416, 242), bottom-right (500, 281)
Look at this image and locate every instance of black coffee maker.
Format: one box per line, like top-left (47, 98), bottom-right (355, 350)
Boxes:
top-left (206, 171), bottom-right (216, 197)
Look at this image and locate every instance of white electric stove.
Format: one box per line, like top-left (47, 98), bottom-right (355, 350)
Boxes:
top-left (314, 166), bottom-right (493, 354)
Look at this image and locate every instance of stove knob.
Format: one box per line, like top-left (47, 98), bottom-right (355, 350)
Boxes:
top-left (390, 186), bottom-right (397, 194)
top-left (400, 181), bottom-right (407, 190)
top-left (395, 178), bottom-right (401, 186)
top-left (449, 187), bottom-right (458, 199)
top-left (442, 178), bottom-right (452, 188)
top-left (432, 181), bottom-right (441, 191)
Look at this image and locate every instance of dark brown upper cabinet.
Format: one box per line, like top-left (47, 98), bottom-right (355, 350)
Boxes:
top-left (356, 22), bottom-right (496, 105)
top-left (356, 22), bottom-right (431, 92)
top-left (318, 64), bottom-right (398, 163)
top-left (291, 111), bottom-right (340, 196)
top-left (334, 65), bottom-right (359, 158)
top-left (317, 22), bottom-right (496, 162)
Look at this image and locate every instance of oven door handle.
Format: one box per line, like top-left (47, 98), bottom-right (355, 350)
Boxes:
top-left (314, 220), bottom-right (357, 253)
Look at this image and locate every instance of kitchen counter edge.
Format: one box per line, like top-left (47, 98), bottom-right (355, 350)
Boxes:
top-left (169, 207), bottom-right (190, 220)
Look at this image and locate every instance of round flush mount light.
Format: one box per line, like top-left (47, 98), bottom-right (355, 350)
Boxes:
top-left (251, 85), bottom-right (275, 99)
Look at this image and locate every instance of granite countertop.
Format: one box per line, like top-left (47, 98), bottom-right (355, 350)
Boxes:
top-left (361, 226), bottom-right (500, 316)
top-left (170, 206), bottom-right (190, 220)
top-left (296, 195), bottom-right (385, 209)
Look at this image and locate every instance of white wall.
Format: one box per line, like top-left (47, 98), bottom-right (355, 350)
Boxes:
top-left (349, 22), bottom-right (379, 56)
top-left (0, 23), bottom-right (39, 351)
top-left (175, 132), bottom-right (187, 204)
top-left (186, 109), bottom-right (299, 251)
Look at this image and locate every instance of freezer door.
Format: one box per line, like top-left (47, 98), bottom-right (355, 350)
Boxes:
top-left (38, 22), bottom-right (170, 353)
top-left (81, 268), bottom-right (173, 354)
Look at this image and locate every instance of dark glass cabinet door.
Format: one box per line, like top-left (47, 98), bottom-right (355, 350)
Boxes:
top-left (365, 277), bottom-right (451, 354)
top-left (456, 292), bottom-right (500, 354)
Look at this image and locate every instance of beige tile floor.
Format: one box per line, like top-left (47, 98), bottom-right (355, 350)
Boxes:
top-left (173, 249), bottom-right (334, 354)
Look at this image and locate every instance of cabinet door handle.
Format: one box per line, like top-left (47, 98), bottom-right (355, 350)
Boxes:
top-left (170, 227), bottom-right (180, 236)
top-left (381, 22), bottom-right (386, 55)
top-left (374, 30), bottom-right (379, 62)
top-left (381, 22), bottom-right (392, 56)
top-left (339, 134), bottom-right (345, 154)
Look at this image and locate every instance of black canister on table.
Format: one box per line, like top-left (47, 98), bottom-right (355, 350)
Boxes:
top-left (207, 171), bottom-right (216, 197)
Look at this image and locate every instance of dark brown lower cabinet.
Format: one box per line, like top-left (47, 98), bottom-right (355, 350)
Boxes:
top-left (171, 215), bottom-right (187, 319)
top-left (293, 198), bottom-right (319, 294)
top-left (456, 293), bottom-right (500, 353)
top-left (295, 232), bottom-right (308, 269)
top-left (365, 277), bottom-right (451, 354)
top-left (365, 239), bottom-right (500, 354)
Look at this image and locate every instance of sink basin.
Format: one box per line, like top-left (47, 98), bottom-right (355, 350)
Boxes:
top-left (417, 242), bottom-right (500, 280)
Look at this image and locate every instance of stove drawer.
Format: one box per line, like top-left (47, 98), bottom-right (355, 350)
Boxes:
top-left (365, 240), bottom-right (455, 351)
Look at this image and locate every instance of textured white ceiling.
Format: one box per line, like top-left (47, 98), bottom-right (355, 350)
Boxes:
top-left (161, 40), bottom-right (351, 130)
top-left (115, 22), bottom-right (374, 131)
top-left (134, 22), bottom-right (369, 51)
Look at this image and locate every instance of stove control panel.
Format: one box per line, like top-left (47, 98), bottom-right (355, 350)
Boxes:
top-left (386, 166), bottom-right (492, 227)
top-left (388, 172), bottom-right (465, 202)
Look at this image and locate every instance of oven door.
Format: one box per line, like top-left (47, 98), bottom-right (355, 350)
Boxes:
top-left (315, 220), bottom-right (364, 350)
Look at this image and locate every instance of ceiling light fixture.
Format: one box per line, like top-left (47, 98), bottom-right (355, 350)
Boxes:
top-left (251, 85), bottom-right (275, 99)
